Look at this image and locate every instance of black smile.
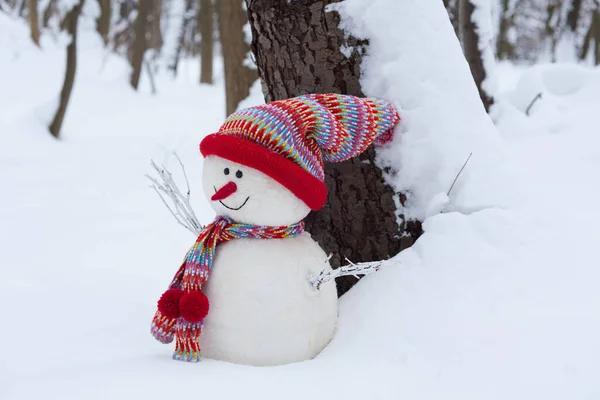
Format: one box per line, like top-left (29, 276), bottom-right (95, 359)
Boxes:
top-left (219, 197), bottom-right (249, 210)
top-left (213, 186), bottom-right (250, 210)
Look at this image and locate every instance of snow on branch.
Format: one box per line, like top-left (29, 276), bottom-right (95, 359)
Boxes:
top-left (146, 155), bottom-right (203, 235)
top-left (309, 256), bottom-right (395, 290)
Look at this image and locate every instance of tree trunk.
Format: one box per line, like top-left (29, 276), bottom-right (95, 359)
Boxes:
top-left (247, 0), bottom-right (419, 296)
top-left (130, 0), bottom-right (151, 90)
top-left (218, 0), bottom-right (256, 115)
top-left (96, 0), bottom-right (111, 44)
top-left (27, 0), bottom-right (40, 46)
top-left (581, 4), bottom-right (600, 65)
top-left (199, 0), bottom-right (213, 84)
top-left (496, 0), bottom-right (515, 60)
top-left (567, 0), bottom-right (583, 31)
top-left (169, 0), bottom-right (195, 77)
top-left (42, 0), bottom-right (57, 28)
top-left (48, 0), bottom-right (84, 138)
top-left (146, 0), bottom-right (163, 51)
top-left (596, 8), bottom-right (600, 65)
top-left (459, 0), bottom-right (494, 112)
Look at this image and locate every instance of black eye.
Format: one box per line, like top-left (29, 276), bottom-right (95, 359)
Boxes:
top-left (224, 168), bottom-right (230, 175)
top-left (235, 170), bottom-right (243, 179)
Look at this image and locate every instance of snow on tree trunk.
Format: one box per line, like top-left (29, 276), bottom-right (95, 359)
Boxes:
top-left (334, 0), bottom-right (513, 222)
top-left (246, 0), bottom-right (411, 296)
top-left (459, 0), bottom-right (497, 113)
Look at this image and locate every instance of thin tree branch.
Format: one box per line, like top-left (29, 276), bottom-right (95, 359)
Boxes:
top-left (308, 256), bottom-right (394, 290)
top-left (525, 92), bottom-right (543, 116)
top-left (447, 152), bottom-right (473, 196)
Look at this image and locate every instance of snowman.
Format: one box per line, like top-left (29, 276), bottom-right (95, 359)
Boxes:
top-left (150, 93), bottom-right (400, 366)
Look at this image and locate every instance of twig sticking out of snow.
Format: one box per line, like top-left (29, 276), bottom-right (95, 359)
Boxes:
top-left (308, 256), bottom-right (391, 290)
top-left (146, 154), bottom-right (203, 235)
top-left (447, 152), bottom-right (473, 197)
top-left (525, 92), bottom-right (543, 116)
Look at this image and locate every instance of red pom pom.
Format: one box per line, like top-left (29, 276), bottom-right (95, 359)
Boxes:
top-left (179, 291), bottom-right (210, 323)
top-left (157, 289), bottom-right (184, 319)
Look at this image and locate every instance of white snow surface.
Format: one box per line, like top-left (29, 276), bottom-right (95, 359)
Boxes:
top-left (3, 9), bottom-right (600, 400)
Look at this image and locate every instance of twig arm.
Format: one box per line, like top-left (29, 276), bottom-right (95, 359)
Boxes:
top-left (308, 257), bottom-right (393, 290)
top-left (146, 155), bottom-right (203, 235)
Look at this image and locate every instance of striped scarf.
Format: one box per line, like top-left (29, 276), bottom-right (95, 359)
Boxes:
top-left (150, 215), bottom-right (305, 362)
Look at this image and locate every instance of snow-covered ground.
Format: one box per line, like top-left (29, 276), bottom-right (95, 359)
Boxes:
top-left (2, 9), bottom-right (600, 400)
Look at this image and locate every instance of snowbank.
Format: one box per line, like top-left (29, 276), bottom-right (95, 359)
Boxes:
top-left (2, 7), bottom-right (600, 400)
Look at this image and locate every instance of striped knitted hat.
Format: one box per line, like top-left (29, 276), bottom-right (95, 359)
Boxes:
top-left (200, 94), bottom-right (400, 210)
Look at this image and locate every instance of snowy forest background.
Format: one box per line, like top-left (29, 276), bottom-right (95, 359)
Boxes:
top-left (2, 0), bottom-right (600, 399)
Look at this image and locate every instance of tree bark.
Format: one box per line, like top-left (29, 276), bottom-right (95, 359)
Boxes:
top-left (459, 0), bottom-right (494, 112)
top-left (96, 0), bottom-right (111, 44)
top-left (27, 0), bottom-right (40, 46)
top-left (199, 0), bottom-right (214, 84)
top-left (48, 0), bottom-right (84, 138)
top-left (247, 0), bottom-right (419, 296)
top-left (130, 0), bottom-right (151, 90)
top-left (218, 0), bottom-right (256, 115)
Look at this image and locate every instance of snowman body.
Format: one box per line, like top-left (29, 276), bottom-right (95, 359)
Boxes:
top-left (199, 156), bottom-right (338, 365)
top-left (200, 234), bottom-right (337, 366)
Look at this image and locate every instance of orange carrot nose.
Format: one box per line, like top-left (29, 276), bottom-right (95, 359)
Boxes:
top-left (211, 182), bottom-right (237, 201)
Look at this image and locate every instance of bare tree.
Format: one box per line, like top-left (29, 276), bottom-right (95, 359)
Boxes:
top-left (49, 0), bottom-right (85, 138)
top-left (41, 0), bottom-right (57, 28)
top-left (130, 0), bottom-right (151, 89)
top-left (459, 0), bottom-right (495, 112)
top-left (581, 1), bottom-right (600, 64)
top-left (544, 0), bottom-right (566, 62)
top-left (496, 0), bottom-right (516, 60)
top-left (218, 0), bottom-right (256, 115)
top-left (168, 0), bottom-right (195, 77)
top-left (246, 0), bottom-right (420, 296)
top-left (96, 0), bottom-right (111, 44)
top-left (567, 0), bottom-right (584, 31)
top-left (27, 0), bottom-right (40, 46)
top-left (199, 0), bottom-right (213, 84)
top-left (112, 0), bottom-right (136, 61)
top-left (146, 0), bottom-right (163, 51)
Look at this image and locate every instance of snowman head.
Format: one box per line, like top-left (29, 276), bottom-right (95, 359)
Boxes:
top-left (202, 155), bottom-right (310, 226)
top-left (199, 94), bottom-right (400, 226)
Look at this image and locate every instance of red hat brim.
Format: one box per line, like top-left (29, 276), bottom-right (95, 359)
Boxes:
top-left (200, 134), bottom-right (327, 211)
